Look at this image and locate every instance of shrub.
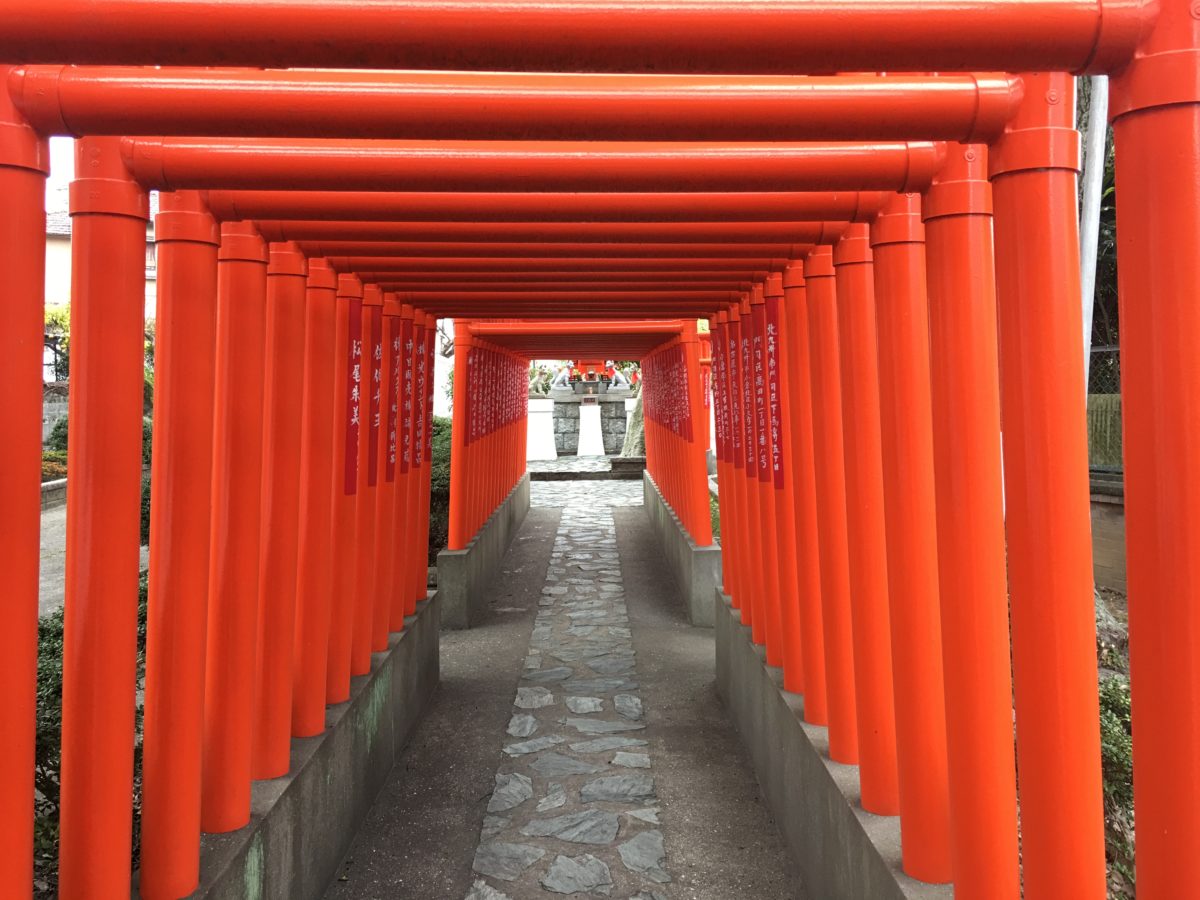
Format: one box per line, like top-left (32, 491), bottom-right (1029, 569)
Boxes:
top-left (710, 494), bottom-right (721, 541)
top-left (427, 415), bottom-right (452, 565)
top-left (46, 416), bottom-right (69, 452)
top-left (142, 417), bottom-right (153, 468)
top-left (41, 451), bottom-right (68, 482)
top-left (43, 415), bottom-right (152, 468)
top-left (1100, 674), bottom-right (1135, 896)
top-left (34, 572), bottom-right (151, 896)
top-left (140, 474), bottom-right (152, 547)
top-left (429, 415), bottom-right (452, 497)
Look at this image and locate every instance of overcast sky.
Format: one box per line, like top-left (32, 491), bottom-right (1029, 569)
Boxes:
top-left (47, 136), bottom-right (73, 203)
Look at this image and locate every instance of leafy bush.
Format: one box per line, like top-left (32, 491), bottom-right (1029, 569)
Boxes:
top-left (429, 415), bottom-right (451, 497)
top-left (42, 415), bottom-right (152, 468)
top-left (41, 451), bottom-right (68, 482)
top-left (427, 415), bottom-right (452, 565)
top-left (46, 417), bottom-right (69, 452)
top-left (35, 572), bottom-right (150, 896)
top-left (1100, 674), bottom-right (1135, 896)
top-left (710, 494), bottom-right (721, 541)
top-left (140, 475), bottom-right (152, 547)
top-left (142, 417), bottom-right (153, 468)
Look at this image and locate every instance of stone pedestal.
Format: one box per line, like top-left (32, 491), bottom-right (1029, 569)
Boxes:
top-left (552, 399), bottom-right (580, 455)
top-left (549, 387), bottom-right (631, 456)
top-left (600, 399), bottom-right (628, 454)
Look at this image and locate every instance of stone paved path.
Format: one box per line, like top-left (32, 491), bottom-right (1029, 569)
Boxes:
top-left (527, 455), bottom-right (619, 476)
top-left (39, 504), bottom-right (150, 617)
top-left (466, 485), bottom-right (668, 899)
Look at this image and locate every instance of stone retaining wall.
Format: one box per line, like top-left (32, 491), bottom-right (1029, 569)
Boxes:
top-left (641, 472), bottom-right (720, 627)
top-left (175, 593), bottom-right (441, 900)
top-left (716, 592), bottom-right (952, 900)
top-left (437, 474), bottom-right (532, 629)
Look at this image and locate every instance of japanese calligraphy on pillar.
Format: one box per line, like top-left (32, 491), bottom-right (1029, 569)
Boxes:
top-left (727, 321), bottom-right (743, 467)
top-left (414, 322), bottom-right (427, 468)
top-left (424, 323), bottom-right (436, 461)
top-left (752, 303), bottom-right (770, 480)
top-left (368, 304), bottom-right (383, 488)
top-left (386, 313), bottom-right (401, 482)
top-left (740, 317), bottom-right (756, 479)
top-left (712, 323), bottom-right (727, 463)
top-left (343, 296), bottom-right (363, 495)
top-left (764, 295), bottom-right (786, 490)
top-left (400, 316), bottom-right (413, 475)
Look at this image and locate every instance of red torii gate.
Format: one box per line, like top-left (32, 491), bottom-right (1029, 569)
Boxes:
top-left (0, 2), bottom-right (1193, 896)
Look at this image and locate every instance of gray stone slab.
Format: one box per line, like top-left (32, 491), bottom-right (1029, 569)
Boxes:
top-left (465, 878), bottom-right (514, 900)
top-left (569, 736), bottom-right (648, 753)
top-left (627, 808), bottom-right (660, 825)
top-left (580, 773), bottom-right (656, 804)
top-left (530, 752), bottom-right (603, 777)
top-left (482, 815), bottom-right (510, 840)
top-left (514, 686), bottom-right (556, 709)
top-left (586, 654), bottom-right (636, 675)
top-left (614, 694), bottom-right (643, 720)
top-left (488, 773), bottom-right (534, 813)
top-left (611, 752), bottom-right (650, 769)
top-left (503, 735), bottom-right (566, 756)
top-left (523, 666), bottom-right (575, 684)
top-left (617, 830), bottom-right (670, 883)
top-left (563, 678), bottom-right (638, 694)
top-left (559, 717), bottom-right (646, 735)
top-left (541, 854), bottom-right (614, 896)
top-left (520, 809), bottom-right (620, 844)
top-left (471, 842), bottom-right (547, 882)
top-left (565, 696), bottom-right (605, 714)
top-left (537, 782), bottom-right (568, 812)
top-left (507, 714), bottom-right (538, 738)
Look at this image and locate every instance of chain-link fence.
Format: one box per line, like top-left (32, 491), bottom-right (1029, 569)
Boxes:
top-left (1087, 345), bottom-right (1122, 470)
top-left (1088, 345), bottom-right (1120, 395)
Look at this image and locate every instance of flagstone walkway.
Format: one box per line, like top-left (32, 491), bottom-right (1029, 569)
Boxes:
top-left (326, 479), bottom-right (799, 900)
top-left (466, 493), bottom-right (666, 899)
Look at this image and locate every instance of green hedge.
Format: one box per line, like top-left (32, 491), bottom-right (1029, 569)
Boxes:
top-left (35, 573), bottom-right (149, 895)
top-left (44, 415), bottom-right (154, 469)
top-left (428, 415), bottom-right (451, 565)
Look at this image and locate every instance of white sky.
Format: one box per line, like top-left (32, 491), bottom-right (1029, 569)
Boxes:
top-left (46, 136), bottom-right (74, 204)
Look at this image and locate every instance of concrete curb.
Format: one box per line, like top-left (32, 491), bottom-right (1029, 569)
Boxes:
top-left (41, 477), bottom-right (67, 510)
top-left (715, 591), bottom-right (952, 900)
top-left (641, 471), bottom-right (721, 627)
top-left (436, 473), bottom-right (531, 629)
top-left (176, 593), bottom-right (441, 900)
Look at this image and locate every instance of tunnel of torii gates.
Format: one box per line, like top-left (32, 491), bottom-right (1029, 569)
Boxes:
top-left (0, 1), bottom-right (1195, 898)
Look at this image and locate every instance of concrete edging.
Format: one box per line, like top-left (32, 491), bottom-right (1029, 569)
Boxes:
top-left (41, 477), bottom-right (67, 510)
top-left (641, 471), bottom-right (721, 627)
top-left (436, 473), bottom-right (531, 629)
top-left (716, 591), bottom-right (952, 900)
top-left (171, 593), bottom-right (441, 900)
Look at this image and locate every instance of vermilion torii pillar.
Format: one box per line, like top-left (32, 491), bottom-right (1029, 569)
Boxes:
top-left (1110, 0), bottom-right (1200, 890)
top-left (923, 145), bottom-right (1020, 899)
top-left (140, 191), bottom-right (220, 900)
top-left (327, 273), bottom-right (363, 704)
top-left (0, 76), bottom-right (46, 897)
top-left (804, 246), bottom-right (858, 766)
top-left (869, 193), bottom-right (952, 883)
top-left (832, 225), bottom-right (899, 816)
top-left (58, 136), bottom-right (149, 899)
top-left (291, 259), bottom-right (339, 738)
top-left (253, 240), bottom-right (309, 780)
top-left (781, 262), bottom-right (828, 726)
top-left (202, 221), bottom-right (269, 836)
